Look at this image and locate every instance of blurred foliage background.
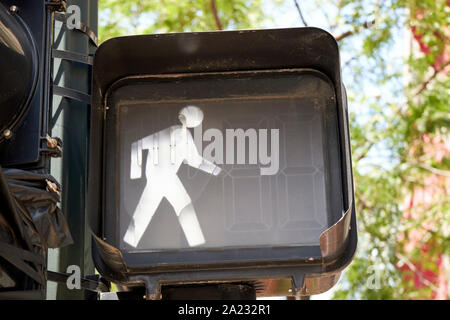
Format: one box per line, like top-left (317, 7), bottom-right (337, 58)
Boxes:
top-left (98, 0), bottom-right (449, 299)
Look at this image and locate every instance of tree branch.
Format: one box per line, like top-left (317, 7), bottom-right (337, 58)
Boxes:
top-left (414, 60), bottom-right (450, 97)
top-left (210, 0), bottom-right (223, 30)
top-left (417, 163), bottom-right (450, 177)
top-left (356, 141), bottom-right (376, 162)
top-left (293, 0), bottom-right (308, 27)
top-left (396, 252), bottom-right (439, 292)
top-left (335, 20), bottom-right (376, 41)
top-left (343, 52), bottom-right (363, 69)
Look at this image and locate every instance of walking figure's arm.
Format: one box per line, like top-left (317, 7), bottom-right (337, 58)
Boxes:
top-left (130, 139), bottom-right (143, 179)
top-left (185, 131), bottom-right (221, 176)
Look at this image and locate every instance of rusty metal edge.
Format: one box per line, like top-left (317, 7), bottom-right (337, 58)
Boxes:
top-left (319, 205), bottom-right (352, 262)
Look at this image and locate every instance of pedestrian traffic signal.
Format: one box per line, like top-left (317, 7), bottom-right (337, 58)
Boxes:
top-left (88, 27), bottom-right (357, 299)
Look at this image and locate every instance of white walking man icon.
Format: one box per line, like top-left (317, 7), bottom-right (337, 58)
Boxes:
top-left (123, 106), bottom-right (221, 248)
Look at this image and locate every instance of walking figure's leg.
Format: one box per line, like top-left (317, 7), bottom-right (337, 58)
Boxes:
top-left (166, 179), bottom-right (205, 247)
top-left (178, 203), bottom-right (206, 247)
top-left (124, 187), bottom-right (163, 247)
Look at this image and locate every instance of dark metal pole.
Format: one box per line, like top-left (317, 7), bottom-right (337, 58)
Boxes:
top-left (47, 0), bottom-right (98, 300)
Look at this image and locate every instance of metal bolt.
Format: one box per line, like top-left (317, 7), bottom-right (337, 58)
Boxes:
top-left (45, 179), bottom-right (61, 196)
top-left (3, 129), bottom-right (12, 139)
top-left (9, 5), bottom-right (18, 14)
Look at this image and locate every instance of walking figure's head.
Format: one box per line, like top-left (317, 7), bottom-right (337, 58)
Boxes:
top-left (178, 106), bottom-right (204, 128)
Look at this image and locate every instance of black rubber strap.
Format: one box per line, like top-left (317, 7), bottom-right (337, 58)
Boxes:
top-left (54, 11), bottom-right (98, 47)
top-left (53, 85), bottom-right (91, 105)
top-left (52, 48), bottom-right (94, 65)
top-left (0, 242), bottom-right (45, 285)
top-left (47, 271), bottom-right (110, 292)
